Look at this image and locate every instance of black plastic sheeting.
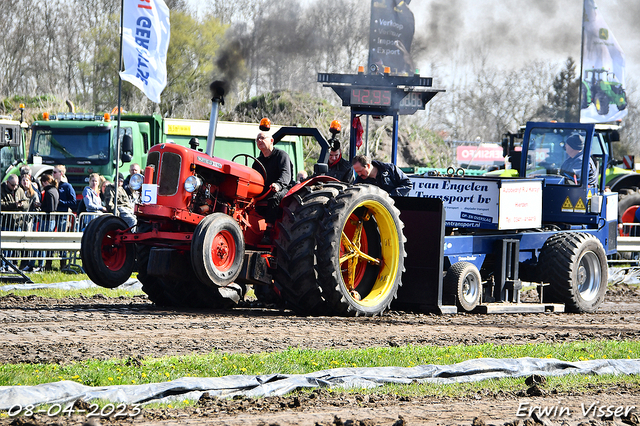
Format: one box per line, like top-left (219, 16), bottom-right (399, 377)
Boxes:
top-left (0, 358), bottom-right (638, 408)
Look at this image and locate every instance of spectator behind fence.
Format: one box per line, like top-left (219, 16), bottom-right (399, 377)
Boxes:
top-left (20, 165), bottom-right (41, 192)
top-left (124, 163), bottom-right (142, 204)
top-left (53, 165), bottom-right (76, 214)
top-left (19, 174), bottom-right (42, 272)
top-left (39, 173), bottom-right (59, 271)
top-left (83, 173), bottom-right (107, 213)
top-left (1, 174), bottom-right (28, 215)
top-left (103, 173), bottom-right (137, 228)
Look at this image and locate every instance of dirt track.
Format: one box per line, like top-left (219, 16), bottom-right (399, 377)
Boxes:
top-left (0, 284), bottom-right (639, 425)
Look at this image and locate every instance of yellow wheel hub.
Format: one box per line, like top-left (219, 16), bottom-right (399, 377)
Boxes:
top-left (338, 200), bottom-right (400, 307)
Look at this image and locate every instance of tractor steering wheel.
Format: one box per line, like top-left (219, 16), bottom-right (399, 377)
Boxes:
top-left (232, 153), bottom-right (267, 180)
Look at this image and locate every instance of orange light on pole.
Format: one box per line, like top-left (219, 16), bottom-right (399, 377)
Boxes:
top-left (259, 117), bottom-right (271, 131)
top-left (330, 120), bottom-right (341, 135)
top-left (42, 112), bottom-right (50, 121)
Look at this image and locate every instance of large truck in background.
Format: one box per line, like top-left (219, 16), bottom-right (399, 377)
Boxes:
top-left (5, 113), bottom-right (303, 196)
top-left (0, 106), bottom-right (28, 182)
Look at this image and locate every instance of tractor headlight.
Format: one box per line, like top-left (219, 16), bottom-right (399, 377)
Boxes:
top-left (184, 175), bottom-right (202, 193)
top-left (129, 173), bottom-right (144, 190)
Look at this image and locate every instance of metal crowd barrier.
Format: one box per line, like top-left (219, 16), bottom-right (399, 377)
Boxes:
top-left (0, 211), bottom-right (104, 272)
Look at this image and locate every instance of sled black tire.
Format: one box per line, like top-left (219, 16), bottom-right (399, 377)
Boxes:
top-left (316, 184), bottom-right (406, 316)
top-left (81, 215), bottom-right (134, 288)
top-left (191, 213), bottom-right (245, 287)
top-left (274, 182), bottom-right (346, 315)
top-left (137, 245), bottom-right (235, 309)
top-left (538, 232), bottom-right (607, 313)
top-left (444, 261), bottom-right (482, 312)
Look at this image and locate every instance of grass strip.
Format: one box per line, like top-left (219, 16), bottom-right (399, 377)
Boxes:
top-left (0, 341), bottom-right (637, 389)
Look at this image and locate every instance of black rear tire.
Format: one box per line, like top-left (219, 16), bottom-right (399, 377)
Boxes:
top-left (81, 215), bottom-right (134, 288)
top-left (274, 182), bottom-right (346, 315)
top-left (538, 232), bottom-right (607, 313)
top-left (317, 184), bottom-right (406, 316)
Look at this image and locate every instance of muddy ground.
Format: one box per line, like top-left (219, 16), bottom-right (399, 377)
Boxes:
top-left (0, 283), bottom-right (639, 425)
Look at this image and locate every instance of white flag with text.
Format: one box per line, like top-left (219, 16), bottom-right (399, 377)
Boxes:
top-left (119, 0), bottom-right (170, 104)
top-left (580, 0), bottom-right (627, 123)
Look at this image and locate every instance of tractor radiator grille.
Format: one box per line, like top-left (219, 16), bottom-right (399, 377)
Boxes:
top-left (159, 152), bottom-right (181, 196)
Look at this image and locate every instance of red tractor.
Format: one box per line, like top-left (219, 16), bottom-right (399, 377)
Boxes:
top-left (81, 85), bottom-right (405, 316)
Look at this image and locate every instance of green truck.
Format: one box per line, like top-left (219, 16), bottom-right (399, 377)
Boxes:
top-left (0, 110), bottom-right (28, 182)
top-left (5, 112), bottom-right (303, 197)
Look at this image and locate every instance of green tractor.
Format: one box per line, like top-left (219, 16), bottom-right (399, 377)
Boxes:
top-left (581, 68), bottom-right (627, 116)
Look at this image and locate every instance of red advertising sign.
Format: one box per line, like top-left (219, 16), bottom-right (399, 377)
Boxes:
top-left (456, 145), bottom-right (504, 165)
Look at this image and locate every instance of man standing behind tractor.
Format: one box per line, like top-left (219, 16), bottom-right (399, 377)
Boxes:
top-left (352, 154), bottom-right (411, 196)
top-left (327, 140), bottom-right (355, 183)
top-left (252, 119), bottom-right (293, 225)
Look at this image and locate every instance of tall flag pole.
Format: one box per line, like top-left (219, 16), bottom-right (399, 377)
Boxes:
top-left (580, 0), bottom-right (628, 123)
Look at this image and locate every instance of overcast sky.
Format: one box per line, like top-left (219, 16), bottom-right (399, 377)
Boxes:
top-left (410, 0), bottom-right (640, 83)
top-left (186, 0), bottom-right (640, 87)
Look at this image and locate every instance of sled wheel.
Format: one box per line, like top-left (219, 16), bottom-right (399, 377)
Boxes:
top-left (317, 184), bottom-right (406, 316)
top-left (81, 215), bottom-right (134, 288)
top-left (191, 213), bottom-right (244, 287)
top-left (538, 232), bottom-right (607, 313)
top-left (444, 262), bottom-right (482, 312)
top-left (274, 182), bottom-right (346, 315)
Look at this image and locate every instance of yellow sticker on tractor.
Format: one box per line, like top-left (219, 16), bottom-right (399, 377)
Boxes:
top-left (562, 196), bottom-right (574, 212)
top-left (574, 198), bottom-right (586, 213)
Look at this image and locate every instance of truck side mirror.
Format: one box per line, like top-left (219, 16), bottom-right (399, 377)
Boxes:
top-left (610, 130), bottom-right (620, 142)
top-left (121, 134), bottom-right (133, 162)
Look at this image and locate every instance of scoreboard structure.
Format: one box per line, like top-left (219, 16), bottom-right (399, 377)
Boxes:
top-left (318, 69), bottom-right (444, 163)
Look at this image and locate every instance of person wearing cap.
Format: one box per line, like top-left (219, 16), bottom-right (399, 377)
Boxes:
top-left (560, 134), bottom-right (597, 187)
top-left (326, 140), bottom-right (355, 183)
top-left (252, 124), bottom-right (294, 225)
top-left (103, 173), bottom-right (137, 228)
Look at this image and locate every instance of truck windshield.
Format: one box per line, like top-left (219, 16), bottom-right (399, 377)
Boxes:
top-left (525, 127), bottom-right (587, 182)
top-left (30, 127), bottom-right (110, 165)
top-left (1, 145), bottom-right (23, 180)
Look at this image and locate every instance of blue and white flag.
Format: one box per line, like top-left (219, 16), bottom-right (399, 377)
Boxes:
top-left (119, 0), bottom-right (170, 104)
top-left (580, 0), bottom-right (627, 123)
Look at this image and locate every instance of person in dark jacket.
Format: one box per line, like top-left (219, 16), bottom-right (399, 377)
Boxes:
top-left (326, 140), bottom-right (355, 183)
top-left (39, 173), bottom-right (59, 270)
top-left (352, 155), bottom-right (412, 196)
top-left (53, 165), bottom-right (76, 215)
top-left (252, 130), bottom-right (293, 224)
top-left (560, 134), bottom-right (597, 187)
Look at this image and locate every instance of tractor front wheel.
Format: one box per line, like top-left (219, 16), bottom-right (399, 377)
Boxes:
top-left (317, 184), bottom-right (406, 316)
top-left (81, 215), bottom-right (135, 288)
top-left (191, 213), bottom-right (245, 288)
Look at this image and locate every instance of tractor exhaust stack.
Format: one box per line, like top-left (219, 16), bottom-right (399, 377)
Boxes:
top-left (206, 81), bottom-right (227, 157)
